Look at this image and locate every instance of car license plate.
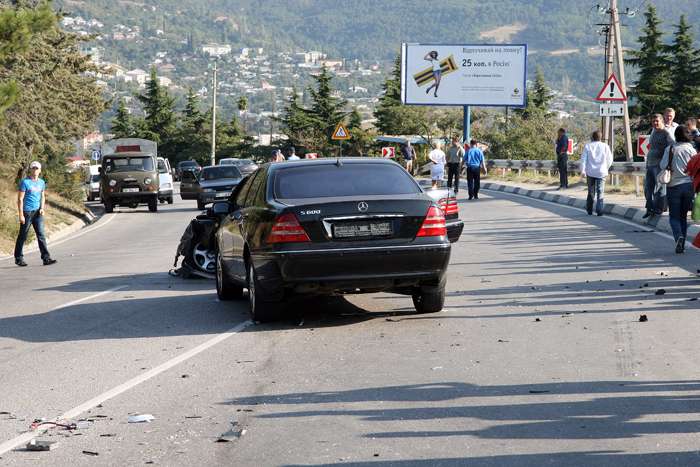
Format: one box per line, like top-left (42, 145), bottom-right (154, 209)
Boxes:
top-left (333, 221), bottom-right (393, 238)
top-left (216, 192), bottom-right (231, 198)
top-left (122, 187), bottom-right (139, 193)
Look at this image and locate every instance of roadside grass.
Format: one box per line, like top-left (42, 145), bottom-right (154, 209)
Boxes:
top-left (485, 169), bottom-right (640, 195)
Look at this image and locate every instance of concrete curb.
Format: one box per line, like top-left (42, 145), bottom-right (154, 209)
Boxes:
top-left (481, 181), bottom-right (700, 241)
top-left (0, 205), bottom-right (102, 261)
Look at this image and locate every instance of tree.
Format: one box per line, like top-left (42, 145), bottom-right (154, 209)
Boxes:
top-left (111, 99), bottom-right (133, 138)
top-left (347, 108), bottom-right (374, 156)
top-left (136, 68), bottom-right (178, 158)
top-left (666, 15), bottom-right (700, 120)
top-left (374, 54), bottom-right (426, 135)
top-left (626, 4), bottom-right (672, 119)
top-left (517, 67), bottom-right (552, 120)
top-left (0, 1), bottom-right (54, 115)
top-left (237, 95), bottom-right (248, 131)
top-left (307, 65), bottom-right (347, 152)
top-left (279, 87), bottom-right (316, 151)
top-left (174, 89), bottom-right (208, 163)
top-left (216, 115), bottom-right (252, 158)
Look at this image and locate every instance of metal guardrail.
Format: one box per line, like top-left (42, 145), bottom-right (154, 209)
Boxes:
top-left (486, 159), bottom-right (646, 176)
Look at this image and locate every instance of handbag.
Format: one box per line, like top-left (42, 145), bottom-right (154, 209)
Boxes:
top-left (657, 147), bottom-right (674, 185)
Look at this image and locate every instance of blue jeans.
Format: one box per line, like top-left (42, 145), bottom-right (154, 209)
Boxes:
top-left (644, 165), bottom-right (663, 213)
top-left (14, 210), bottom-right (50, 261)
top-left (667, 183), bottom-right (694, 241)
top-left (586, 177), bottom-right (606, 215)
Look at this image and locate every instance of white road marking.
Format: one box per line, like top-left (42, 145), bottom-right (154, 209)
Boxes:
top-left (0, 212), bottom-right (117, 262)
top-left (484, 188), bottom-right (698, 250)
top-left (0, 319), bottom-right (252, 456)
top-left (52, 285), bottom-right (128, 311)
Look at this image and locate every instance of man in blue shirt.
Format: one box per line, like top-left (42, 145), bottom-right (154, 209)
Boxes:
top-left (14, 161), bottom-right (56, 266)
top-left (463, 139), bottom-right (487, 200)
top-left (556, 128), bottom-right (570, 189)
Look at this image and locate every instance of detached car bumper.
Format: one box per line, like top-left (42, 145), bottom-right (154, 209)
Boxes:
top-left (446, 219), bottom-right (464, 243)
top-left (252, 242), bottom-right (451, 296)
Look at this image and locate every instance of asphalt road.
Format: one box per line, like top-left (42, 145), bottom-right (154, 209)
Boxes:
top-left (1, 185), bottom-right (699, 466)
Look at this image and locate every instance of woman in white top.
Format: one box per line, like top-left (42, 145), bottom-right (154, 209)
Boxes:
top-left (429, 142), bottom-right (446, 188)
top-left (424, 51), bottom-right (442, 98)
top-left (659, 125), bottom-right (696, 253)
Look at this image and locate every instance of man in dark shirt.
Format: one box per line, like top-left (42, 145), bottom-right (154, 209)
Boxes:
top-left (644, 113), bottom-right (674, 218)
top-left (446, 137), bottom-right (464, 194)
top-left (556, 128), bottom-right (570, 189)
top-left (687, 117), bottom-right (700, 151)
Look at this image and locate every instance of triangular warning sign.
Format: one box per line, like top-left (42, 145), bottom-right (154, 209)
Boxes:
top-left (595, 74), bottom-right (627, 102)
top-left (331, 123), bottom-right (351, 141)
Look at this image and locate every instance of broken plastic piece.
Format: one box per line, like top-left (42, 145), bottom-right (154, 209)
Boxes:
top-left (26, 439), bottom-right (58, 451)
top-left (128, 414), bottom-right (155, 423)
top-left (639, 315), bottom-right (648, 322)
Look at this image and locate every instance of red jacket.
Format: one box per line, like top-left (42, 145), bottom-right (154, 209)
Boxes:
top-left (687, 153), bottom-right (700, 193)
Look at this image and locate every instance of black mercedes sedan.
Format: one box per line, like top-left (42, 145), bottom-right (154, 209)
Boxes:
top-left (213, 158), bottom-right (451, 322)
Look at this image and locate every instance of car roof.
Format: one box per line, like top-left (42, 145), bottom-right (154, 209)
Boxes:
top-left (104, 151), bottom-right (152, 157)
top-left (266, 157), bottom-right (402, 174)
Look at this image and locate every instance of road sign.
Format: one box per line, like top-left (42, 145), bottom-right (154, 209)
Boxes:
top-left (382, 147), bottom-right (395, 158)
top-left (599, 103), bottom-right (625, 117)
top-left (637, 135), bottom-right (650, 158)
top-left (91, 149), bottom-right (101, 161)
top-left (305, 153), bottom-right (318, 159)
top-left (567, 139), bottom-right (574, 155)
top-left (331, 123), bottom-right (351, 141)
top-left (595, 74), bottom-right (627, 102)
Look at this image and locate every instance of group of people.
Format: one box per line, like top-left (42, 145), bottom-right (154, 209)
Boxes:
top-left (579, 107), bottom-right (700, 254)
top-left (271, 146), bottom-right (300, 162)
top-left (427, 138), bottom-right (487, 199)
top-left (643, 108), bottom-right (700, 253)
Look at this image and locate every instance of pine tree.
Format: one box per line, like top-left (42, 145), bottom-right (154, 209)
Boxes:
top-left (347, 108), bottom-right (374, 156)
top-left (516, 67), bottom-right (552, 120)
top-left (626, 4), bottom-right (672, 117)
top-left (666, 15), bottom-right (700, 120)
top-left (182, 87), bottom-right (205, 131)
top-left (279, 87), bottom-right (314, 150)
top-left (136, 68), bottom-right (177, 158)
top-left (307, 65), bottom-right (347, 148)
top-left (111, 99), bottom-right (133, 138)
top-left (374, 54), bottom-right (425, 135)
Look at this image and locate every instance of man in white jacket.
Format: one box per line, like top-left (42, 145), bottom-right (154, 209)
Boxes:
top-left (581, 131), bottom-right (614, 216)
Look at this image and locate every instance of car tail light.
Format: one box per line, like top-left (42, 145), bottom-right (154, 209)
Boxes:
top-left (267, 213), bottom-right (311, 244)
top-left (417, 205), bottom-right (447, 237)
top-left (438, 197), bottom-right (459, 216)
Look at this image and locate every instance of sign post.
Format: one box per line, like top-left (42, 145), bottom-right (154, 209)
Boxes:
top-left (595, 73), bottom-right (627, 154)
top-left (331, 122), bottom-right (351, 158)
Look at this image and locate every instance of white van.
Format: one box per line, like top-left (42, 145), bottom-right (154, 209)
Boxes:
top-left (85, 164), bottom-right (101, 202)
top-left (157, 157), bottom-right (174, 204)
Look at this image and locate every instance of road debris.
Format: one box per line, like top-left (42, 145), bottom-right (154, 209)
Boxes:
top-left (99, 434), bottom-right (117, 437)
top-left (128, 414), bottom-right (155, 424)
top-left (82, 450), bottom-right (99, 456)
top-left (639, 315), bottom-right (648, 322)
top-left (385, 318), bottom-right (400, 322)
top-left (26, 439), bottom-right (58, 451)
top-left (431, 366), bottom-right (444, 371)
top-left (655, 289), bottom-right (666, 296)
top-left (528, 390), bottom-right (550, 394)
top-left (534, 318), bottom-right (541, 322)
top-left (497, 339), bottom-right (509, 343)
top-left (216, 421), bottom-right (247, 442)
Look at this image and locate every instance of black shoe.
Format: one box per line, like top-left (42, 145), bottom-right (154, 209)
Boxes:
top-left (642, 211), bottom-right (652, 219)
top-left (597, 212), bottom-right (603, 217)
top-left (468, 196), bottom-right (473, 200)
top-left (15, 259), bottom-right (27, 267)
top-left (675, 237), bottom-right (685, 254)
top-left (43, 258), bottom-right (57, 266)
top-left (474, 195), bottom-right (479, 199)
top-left (587, 210), bottom-right (593, 215)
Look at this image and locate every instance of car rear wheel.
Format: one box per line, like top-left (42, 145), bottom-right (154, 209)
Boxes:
top-left (412, 285), bottom-right (445, 314)
top-left (216, 252), bottom-right (244, 300)
top-left (247, 262), bottom-right (281, 322)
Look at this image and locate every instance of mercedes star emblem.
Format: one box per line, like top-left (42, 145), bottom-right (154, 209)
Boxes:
top-left (357, 202), bottom-right (369, 212)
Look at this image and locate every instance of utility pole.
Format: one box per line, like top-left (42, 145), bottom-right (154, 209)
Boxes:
top-left (210, 61), bottom-right (217, 167)
top-left (602, 19), bottom-right (613, 146)
top-left (611, 0), bottom-right (634, 161)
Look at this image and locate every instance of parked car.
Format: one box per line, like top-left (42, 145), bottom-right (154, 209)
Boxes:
top-left (175, 160), bottom-right (201, 181)
top-left (179, 170), bottom-right (200, 201)
top-left (157, 157), bottom-right (174, 204)
top-left (219, 158), bottom-right (259, 176)
top-left (197, 165), bottom-right (243, 210)
top-left (214, 158), bottom-right (452, 322)
top-left (84, 165), bottom-right (101, 202)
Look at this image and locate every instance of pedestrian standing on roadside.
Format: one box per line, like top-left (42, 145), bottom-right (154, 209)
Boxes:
top-left (659, 125), bottom-right (696, 254)
top-left (274, 149), bottom-right (286, 163)
top-left (446, 137), bottom-right (464, 194)
top-left (644, 113), bottom-right (674, 218)
top-left (555, 128), bottom-right (570, 189)
top-left (664, 108), bottom-right (679, 140)
top-left (14, 161), bottom-right (56, 267)
top-left (464, 139), bottom-right (487, 200)
top-left (401, 141), bottom-right (415, 175)
top-left (287, 146), bottom-right (300, 161)
top-left (687, 117), bottom-right (700, 151)
top-left (580, 131), bottom-right (613, 216)
top-left (429, 142), bottom-right (446, 189)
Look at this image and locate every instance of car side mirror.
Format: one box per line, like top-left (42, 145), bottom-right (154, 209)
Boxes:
top-left (212, 201), bottom-right (230, 216)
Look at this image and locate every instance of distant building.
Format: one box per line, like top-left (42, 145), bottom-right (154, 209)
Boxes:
top-left (295, 51), bottom-right (325, 64)
top-left (158, 76), bottom-right (173, 87)
top-left (202, 43), bottom-right (232, 57)
top-left (124, 69), bottom-right (148, 85)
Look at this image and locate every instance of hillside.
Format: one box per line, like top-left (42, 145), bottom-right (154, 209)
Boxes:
top-left (55, 0), bottom-right (700, 100)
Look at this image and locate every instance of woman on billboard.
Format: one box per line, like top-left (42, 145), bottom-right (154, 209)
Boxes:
top-left (424, 51), bottom-right (442, 98)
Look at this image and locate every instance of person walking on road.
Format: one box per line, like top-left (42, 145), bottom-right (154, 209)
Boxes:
top-left (555, 128), bottom-right (570, 189)
top-left (446, 137), bottom-right (464, 194)
top-left (14, 161), bottom-right (56, 267)
top-left (429, 142), bottom-right (446, 189)
top-left (580, 131), bottom-right (613, 216)
top-left (659, 125), bottom-right (696, 254)
top-left (644, 114), bottom-right (674, 218)
top-left (464, 139), bottom-right (486, 200)
top-left (401, 141), bottom-right (415, 175)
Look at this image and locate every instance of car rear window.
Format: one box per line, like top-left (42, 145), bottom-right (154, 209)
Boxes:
top-left (273, 163), bottom-right (420, 199)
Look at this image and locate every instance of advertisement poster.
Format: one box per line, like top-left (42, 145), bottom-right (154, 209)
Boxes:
top-left (401, 43), bottom-right (527, 107)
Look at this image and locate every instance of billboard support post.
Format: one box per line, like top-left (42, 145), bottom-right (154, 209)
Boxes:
top-left (463, 105), bottom-right (471, 145)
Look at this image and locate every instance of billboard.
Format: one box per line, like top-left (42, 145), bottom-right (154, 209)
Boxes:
top-left (401, 43), bottom-right (527, 107)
